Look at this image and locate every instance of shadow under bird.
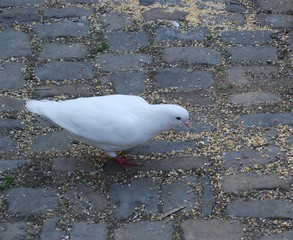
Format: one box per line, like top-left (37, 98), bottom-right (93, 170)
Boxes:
top-left (26, 94), bottom-right (190, 169)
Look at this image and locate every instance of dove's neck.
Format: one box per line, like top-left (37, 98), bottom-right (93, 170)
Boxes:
top-left (144, 104), bottom-right (179, 132)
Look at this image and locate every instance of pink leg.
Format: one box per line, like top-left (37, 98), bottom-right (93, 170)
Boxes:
top-left (114, 157), bottom-right (143, 171)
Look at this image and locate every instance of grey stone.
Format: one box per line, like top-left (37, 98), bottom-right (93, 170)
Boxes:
top-left (114, 221), bottom-right (173, 240)
top-left (66, 0), bottom-right (100, 3)
top-left (220, 30), bottom-right (273, 44)
top-left (225, 0), bottom-right (246, 13)
top-left (100, 72), bottom-right (146, 95)
top-left (7, 187), bottom-right (58, 214)
top-left (155, 27), bottom-right (209, 42)
top-left (0, 7), bottom-right (40, 26)
top-left (0, 63), bottom-right (24, 90)
top-left (0, 97), bottom-right (24, 112)
top-left (239, 113), bottom-right (293, 126)
top-left (287, 136), bottom-right (293, 144)
top-left (101, 13), bottom-right (132, 31)
top-left (256, 0), bottom-right (293, 14)
top-left (41, 217), bottom-right (66, 240)
top-left (181, 219), bottom-right (243, 240)
top-left (0, 159), bottom-right (27, 172)
top-left (158, 91), bottom-right (215, 107)
top-left (226, 200), bottom-right (293, 219)
top-left (201, 176), bottom-right (214, 217)
top-left (223, 147), bottom-right (279, 170)
top-left (206, 13), bottom-right (245, 27)
top-left (126, 140), bottom-right (196, 155)
top-left (222, 173), bottom-right (292, 194)
top-left (44, 7), bottom-right (93, 18)
top-left (33, 21), bottom-right (89, 38)
top-left (106, 31), bottom-right (148, 51)
top-left (0, 0), bottom-right (44, 7)
top-left (104, 156), bottom-right (209, 173)
top-left (33, 83), bottom-right (93, 98)
top-left (35, 61), bottom-right (93, 81)
top-left (162, 46), bottom-right (222, 65)
top-left (226, 46), bottom-right (279, 63)
top-left (288, 31), bottom-right (293, 58)
top-left (40, 43), bottom-right (88, 59)
top-left (259, 231), bottom-right (293, 240)
top-left (227, 92), bottom-right (281, 106)
top-left (139, 0), bottom-right (182, 6)
top-left (53, 157), bottom-right (95, 172)
top-left (142, 8), bottom-right (187, 21)
top-left (154, 68), bottom-right (214, 91)
top-left (110, 178), bottom-right (159, 219)
top-left (225, 66), bottom-right (279, 86)
top-left (65, 184), bottom-right (107, 215)
top-left (0, 135), bottom-right (17, 152)
top-left (161, 176), bottom-right (198, 212)
top-left (0, 119), bottom-right (24, 130)
top-left (32, 130), bottom-right (73, 152)
top-left (0, 29), bottom-right (31, 58)
top-left (0, 222), bottom-right (32, 240)
top-left (95, 53), bottom-right (152, 72)
top-left (257, 14), bottom-right (293, 29)
top-left (70, 222), bottom-right (107, 240)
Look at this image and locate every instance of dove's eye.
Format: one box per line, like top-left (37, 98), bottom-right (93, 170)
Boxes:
top-left (176, 117), bottom-right (181, 120)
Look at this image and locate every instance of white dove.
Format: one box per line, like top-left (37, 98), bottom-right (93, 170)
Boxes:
top-left (26, 94), bottom-right (190, 169)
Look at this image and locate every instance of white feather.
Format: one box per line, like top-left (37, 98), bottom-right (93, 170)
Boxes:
top-left (26, 95), bottom-right (189, 157)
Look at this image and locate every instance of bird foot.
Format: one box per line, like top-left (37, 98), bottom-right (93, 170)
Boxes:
top-left (115, 157), bottom-right (143, 171)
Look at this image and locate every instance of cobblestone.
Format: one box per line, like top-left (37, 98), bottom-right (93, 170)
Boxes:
top-left (35, 61), bottom-right (94, 81)
top-left (222, 173), bottom-right (292, 194)
top-left (110, 179), bottom-right (159, 219)
top-left (70, 222), bottom-right (107, 240)
top-left (0, 29), bottom-right (31, 58)
top-left (162, 46), bottom-right (222, 65)
top-left (154, 68), bottom-right (214, 91)
top-left (114, 221), bottom-right (173, 240)
top-left (31, 130), bottom-right (73, 151)
top-left (65, 184), bottom-right (107, 215)
top-left (41, 217), bottom-right (66, 240)
top-left (40, 43), bottom-right (88, 59)
top-left (100, 72), bottom-right (147, 95)
top-left (0, 63), bottom-right (25, 90)
top-left (43, 7), bottom-right (94, 19)
top-left (240, 113), bottom-right (293, 126)
top-left (226, 46), bottom-right (279, 63)
top-left (259, 230), bottom-right (293, 240)
top-left (33, 83), bottom-right (93, 98)
top-left (155, 27), bottom-right (209, 42)
top-left (7, 187), bottom-right (58, 214)
top-left (220, 30), bottom-right (273, 44)
top-left (0, 7), bottom-right (40, 26)
top-left (52, 157), bottom-right (96, 172)
top-left (226, 200), bottom-right (293, 219)
top-left (227, 92), bottom-right (281, 106)
top-left (0, 159), bottom-right (27, 172)
top-left (181, 219), bottom-right (243, 240)
top-left (106, 31), bottom-right (148, 51)
top-left (257, 14), bottom-right (293, 29)
top-left (33, 21), bottom-right (90, 38)
top-left (95, 53), bottom-right (152, 72)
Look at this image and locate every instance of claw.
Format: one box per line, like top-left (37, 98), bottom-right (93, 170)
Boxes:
top-left (114, 157), bottom-right (143, 171)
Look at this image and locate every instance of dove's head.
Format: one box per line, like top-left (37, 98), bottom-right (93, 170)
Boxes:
top-left (164, 105), bottom-right (191, 127)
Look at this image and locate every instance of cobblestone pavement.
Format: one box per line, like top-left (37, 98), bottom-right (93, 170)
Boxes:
top-left (0, 0), bottom-right (292, 239)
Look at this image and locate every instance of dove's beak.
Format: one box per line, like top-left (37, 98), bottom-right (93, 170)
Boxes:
top-left (184, 120), bottom-right (192, 127)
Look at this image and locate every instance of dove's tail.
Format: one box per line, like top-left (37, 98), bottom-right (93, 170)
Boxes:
top-left (26, 100), bottom-right (52, 115)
